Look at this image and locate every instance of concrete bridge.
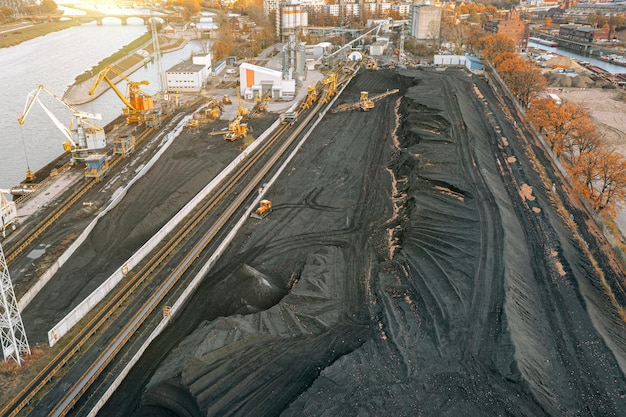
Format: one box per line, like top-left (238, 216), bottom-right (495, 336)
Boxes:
top-left (32, 9), bottom-right (178, 26)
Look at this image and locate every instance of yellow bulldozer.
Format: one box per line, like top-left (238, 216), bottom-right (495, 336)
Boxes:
top-left (251, 200), bottom-right (272, 219)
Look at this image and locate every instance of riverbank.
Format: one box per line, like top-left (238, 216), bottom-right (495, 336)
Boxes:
top-left (63, 35), bottom-right (187, 105)
top-left (0, 20), bottom-right (82, 48)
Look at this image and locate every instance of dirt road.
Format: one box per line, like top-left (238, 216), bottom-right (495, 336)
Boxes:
top-left (89, 67), bottom-right (626, 417)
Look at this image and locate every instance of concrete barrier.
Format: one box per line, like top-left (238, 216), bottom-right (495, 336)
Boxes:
top-left (46, 114), bottom-right (189, 346)
top-left (85, 76), bottom-right (352, 417)
top-left (48, 114), bottom-right (282, 346)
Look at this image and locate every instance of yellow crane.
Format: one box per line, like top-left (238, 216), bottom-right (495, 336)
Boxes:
top-left (89, 66), bottom-right (155, 125)
top-left (331, 89), bottom-right (400, 113)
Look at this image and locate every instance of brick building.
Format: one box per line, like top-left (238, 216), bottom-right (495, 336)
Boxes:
top-left (483, 8), bottom-right (530, 50)
top-left (558, 25), bottom-right (610, 42)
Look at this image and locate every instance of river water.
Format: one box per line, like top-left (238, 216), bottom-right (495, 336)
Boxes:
top-left (529, 41), bottom-right (626, 74)
top-left (0, 22), bottom-right (203, 189)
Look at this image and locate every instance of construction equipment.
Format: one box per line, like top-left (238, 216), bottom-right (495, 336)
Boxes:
top-left (251, 90), bottom-right (271, 115)
top-left (0, 190), bottom-right (18, 238)
top-left (222, 95), bottom-right (232, 105)
top-left (18, 84), bottom-right (106, 159)
top-left (365, 56), bottom-right (378, 70)
top-left (89, 66), bottom-right (156, 125)
top-left (251, 200), bottom-right (272, 219)
top-left (332, 89), bottom-right (400, 113)
top-left (319, 73), bottom-right (338, 104)
top-left (299, 85), bottom-right (318, 110)
top-left (208, 90), bottom-right (250, 141)
top-left (83, 153), bottom-right (109, 182)
top-left (236, 88), bottom-right (249, 118)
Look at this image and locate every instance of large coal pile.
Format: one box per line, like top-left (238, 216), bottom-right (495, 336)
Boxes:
top-left (107, 68), bottom-right (626, 417)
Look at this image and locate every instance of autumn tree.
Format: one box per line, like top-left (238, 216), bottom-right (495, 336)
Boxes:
top-left (544, 17), bottom-right (552, 28)
top-left (527, 98), bottom-right (588, 156)
top-left (479, 33), bottom-right (516, 61)
top-left (570, 148), bottom-right (626, 218)
top-left (497, 55), bottom-right (546, 108)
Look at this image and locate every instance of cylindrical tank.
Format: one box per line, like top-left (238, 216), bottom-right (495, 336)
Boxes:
top-left (281, 5), bottom-right (301, 29)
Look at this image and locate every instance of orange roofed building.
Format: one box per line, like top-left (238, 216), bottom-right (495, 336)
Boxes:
top-left (483, 8), bottom-right (530, 50)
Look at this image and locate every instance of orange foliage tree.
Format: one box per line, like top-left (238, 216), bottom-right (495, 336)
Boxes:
top-left (527, 98), bottom-right (588, 157)
top-left (528, 97), bottom-right (626, 218)
top-left (496, 55), bottom-right (546, 109)
top-left (479, 33), bottom-right (515, 62)
top-left (570, 148), bottom-right (626, 217)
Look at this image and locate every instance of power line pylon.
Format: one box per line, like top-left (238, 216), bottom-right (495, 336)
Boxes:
top-left (0, 242), bottom-right (30, 365)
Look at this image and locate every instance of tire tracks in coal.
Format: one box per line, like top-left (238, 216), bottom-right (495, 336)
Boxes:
top-left (441, 76), bottom-right (506, 367)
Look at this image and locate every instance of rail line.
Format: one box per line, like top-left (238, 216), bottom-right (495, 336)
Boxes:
top-left (2, 66), bottom-right (355, 416)
top-left (49, 94), bottom-right (330, 417)
top-left (3, 126), bottom-right (154, 265)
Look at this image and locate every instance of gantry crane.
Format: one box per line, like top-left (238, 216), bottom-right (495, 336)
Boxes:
top-left (17, 84), bottom-right (107, 159)
top-left (331, 89), bottom-right (400, 113)
top-left (89, 66), bottom-right (156, 126)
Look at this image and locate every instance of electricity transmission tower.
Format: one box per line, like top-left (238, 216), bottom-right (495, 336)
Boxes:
top-left (0, 242), bottom-right (30, 364)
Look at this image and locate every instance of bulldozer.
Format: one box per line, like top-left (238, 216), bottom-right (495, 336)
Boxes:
top-left (251, 200), bottom-right (272, 219)
top-left (222, 95), bottom-right (232, 105)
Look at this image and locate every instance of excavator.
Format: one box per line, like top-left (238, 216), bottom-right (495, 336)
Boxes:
top-left (89, 66), bottom-right (156, 126)
top-left (18, 84), bottom-right (107, 160)
top-left (331, 89), bottom-right (400, 113)
top-left (209, 89), bottom-right (249, 141)
top-left (250, 90), bottom-right (271, 116)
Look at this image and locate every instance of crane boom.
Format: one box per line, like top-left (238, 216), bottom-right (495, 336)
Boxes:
top-left (89, 66), bottom-right (154, 125)
top-left (17, 85), bottom-right (106, 155)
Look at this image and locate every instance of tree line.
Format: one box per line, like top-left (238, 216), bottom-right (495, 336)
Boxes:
top-left (474, 33), bottom-right (626, 218)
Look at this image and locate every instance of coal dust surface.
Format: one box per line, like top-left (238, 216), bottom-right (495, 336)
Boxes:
top-left (104, 68), bottom-right (626, 417)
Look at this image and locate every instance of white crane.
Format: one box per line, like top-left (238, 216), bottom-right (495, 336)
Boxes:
top-left (0, 190), bottom-right (17, 238)
top-left (17, 85), bottom-right (106, 160)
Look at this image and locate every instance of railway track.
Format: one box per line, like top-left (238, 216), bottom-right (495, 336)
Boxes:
top-left (3, 126), bottom-right (154, 265)
top-left (1, 68), bottom-right (354, 417)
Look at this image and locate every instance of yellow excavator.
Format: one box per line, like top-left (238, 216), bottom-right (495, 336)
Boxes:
top-left (209, 90), bottom-right (249, 141)
top-left (89, 66), bottom-right (155, 125)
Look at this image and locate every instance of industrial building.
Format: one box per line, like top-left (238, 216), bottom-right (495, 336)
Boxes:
top-left (433, 54), bottom-right (484, 74)
top-left (239, 62), bottom-right (296, 100)
top-left (165, 53), bottom-right (212, 93)
top-left (408, 2), bottom-right (442, 43)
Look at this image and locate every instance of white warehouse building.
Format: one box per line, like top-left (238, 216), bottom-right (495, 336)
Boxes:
top-left (239, 62), bottom-right (296, 100)
top-left (165, 53), bottom-right (212, 93)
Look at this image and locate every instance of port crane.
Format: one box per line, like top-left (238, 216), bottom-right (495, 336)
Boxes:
top-left (17, 84), bottom-right (107, 159)
top-left (88, 66), bottom-right (156, 126)
top-left (331, 89), bottom-right (399, 113)
top-left (0, 190), bottom-right (18, 238)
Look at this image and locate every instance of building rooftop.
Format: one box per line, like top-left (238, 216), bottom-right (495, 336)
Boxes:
top-left (167, 61), bottom-right (206, 73)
